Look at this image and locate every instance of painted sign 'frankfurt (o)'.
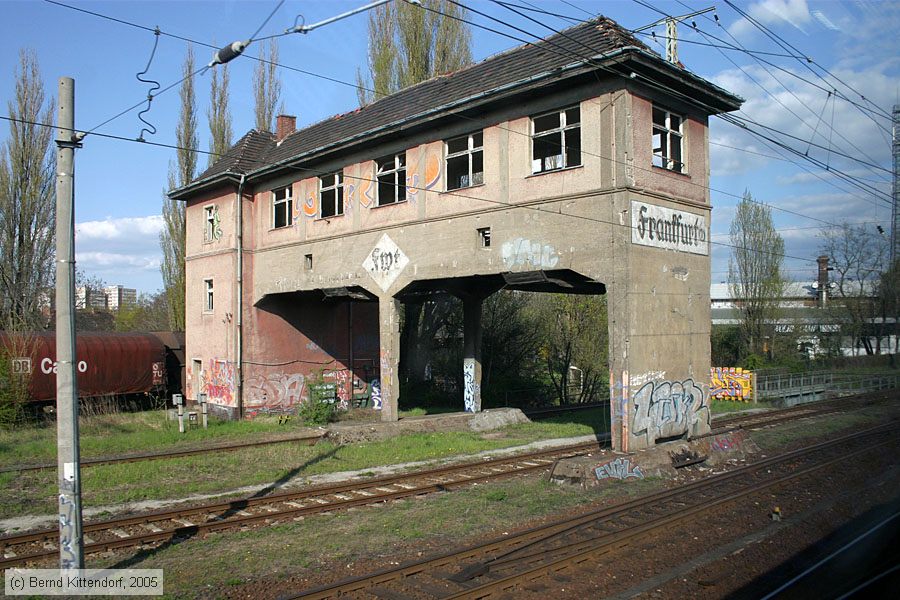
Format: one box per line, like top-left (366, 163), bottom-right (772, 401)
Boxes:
top-left (631, 200), bottom-right (708, 256)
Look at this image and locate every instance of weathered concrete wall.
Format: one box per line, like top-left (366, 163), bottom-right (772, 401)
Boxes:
top-left (185, 85), bottom-right (714, 449)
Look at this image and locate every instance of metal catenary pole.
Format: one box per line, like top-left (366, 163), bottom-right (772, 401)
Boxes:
top-left (55, 76), bottom-right (84, 570)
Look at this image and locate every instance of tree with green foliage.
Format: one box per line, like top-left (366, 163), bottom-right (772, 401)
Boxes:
top-left (207, 63), bottom-right (232, 166)
top-left (357, 0), bottom-right (473, 106)
top-left (253, 40), bottom-right (282, 132)
top-left (160, 47), bottom-right (197, 332)
top-left (728, 191), bottom-right (785, 356)
top-left (0, 49), bottom-right (55, 330)
top-left (115, 291), bottom-right (169, 332)
top-left (532, 294), bottom-right (608, 404)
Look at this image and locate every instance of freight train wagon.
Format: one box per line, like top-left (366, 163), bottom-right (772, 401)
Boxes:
top-left (0, 331), bottom-right (167, 404)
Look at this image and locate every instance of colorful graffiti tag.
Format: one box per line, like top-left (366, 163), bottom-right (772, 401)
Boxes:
top-left (631, 378), bottom-right (709, 445)
top-left (710, 367), bottom-right (753, 401)
top-left (370, 378), bottom-right (382, 409)
top-left (594, 457), bottom-right (644, 481)
top-left (204, 359), bottom-right (235, 406)
top-left (245, 372), bottom-right (306, 416)
top-left (323, 368), bottom-right (351, 410)
top-left (463, 358), bottom-right (478, 412)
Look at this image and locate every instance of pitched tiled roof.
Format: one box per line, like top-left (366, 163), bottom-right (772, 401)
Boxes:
top-left (177, 15), bottom-right (738, 198)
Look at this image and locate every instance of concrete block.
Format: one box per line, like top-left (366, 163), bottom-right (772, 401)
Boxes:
top-left (467, 408), bottom-right (531, 432)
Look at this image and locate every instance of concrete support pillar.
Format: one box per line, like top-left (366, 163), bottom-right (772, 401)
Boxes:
top-left (462, 297), bottom-right (483, 412)
top-left (378, 295), bottom-right (401, 422)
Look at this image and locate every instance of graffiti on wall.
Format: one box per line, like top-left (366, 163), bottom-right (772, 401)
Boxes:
top-left (203, 205), bottom-right (223, 242)
top-left (370, 378), bottom-right (382, 409)
top-left (245, 372), bottom-right (306, 416)
top-left (500, 238), bottom-right (560, 269)
top-left (424, 148), bottom-right (441, 190)
top-left (595, 457), bottom-right (644, 481)
top-left (710, 367), bottom-right (753, 401)
top-left (323, 369), bottom-right (351, 409)
top-left (204, 359), bottom-right (236, 406)
top-left (463, 358), bottom-right (478, 412)
top-left (631, 378), bottom-right (709, 445)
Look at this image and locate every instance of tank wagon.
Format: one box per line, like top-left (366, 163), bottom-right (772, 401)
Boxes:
top-left (0, 331), bottom-right (168, 404)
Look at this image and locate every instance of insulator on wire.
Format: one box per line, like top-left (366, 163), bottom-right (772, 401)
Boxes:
top-left (208, 40), bottom-right (250, 68)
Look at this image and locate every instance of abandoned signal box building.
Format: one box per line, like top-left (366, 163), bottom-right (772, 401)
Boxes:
top-left (170, 16), bottom-right (742, 452)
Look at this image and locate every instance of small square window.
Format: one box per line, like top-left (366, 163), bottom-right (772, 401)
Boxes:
top-left (305, 254), bottom-right (313, 270)
top-left (478, 227), bottom-right (491, 248)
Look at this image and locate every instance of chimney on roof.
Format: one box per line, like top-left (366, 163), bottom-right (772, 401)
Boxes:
top-left (275, 114), bottom-right (296, 142)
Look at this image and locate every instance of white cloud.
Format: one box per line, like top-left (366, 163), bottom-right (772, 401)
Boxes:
top-left (74, 215), bottom-right (164, 292)
top-left (729, 0), bottom-right (813, 38)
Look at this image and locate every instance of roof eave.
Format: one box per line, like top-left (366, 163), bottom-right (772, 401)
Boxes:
top-left (169, 171), bottom-right (243, 201)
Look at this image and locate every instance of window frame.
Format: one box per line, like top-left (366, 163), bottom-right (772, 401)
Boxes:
top-left (445, 131), bottom-right (485, 191)
top-left (652, 106), bottom-right (685, 173)
top-left (530, 105), bottom-right (582, 174)
top-left (272, 185), bottom-right (293, 229)
top-left (204, 278), bottom-right (214, 313)
top-left (318, 171), bottom-right (344, 218)
top-left (203, 205), bottom-right (215, 243)
top-left (375, 153), bottom-right (407, 206)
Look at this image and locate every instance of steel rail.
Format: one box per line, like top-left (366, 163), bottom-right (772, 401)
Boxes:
top-left (290, 422), bottom-right (895, 599)
top-left (0, 438), bottom-right (609, 567)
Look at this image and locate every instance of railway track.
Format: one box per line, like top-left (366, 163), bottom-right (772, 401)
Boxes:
top-left (0, 393), bottom-right (883, 569)
top-left (0, 438), bottom-right (609, 568)
top-left (287, 423), bottom-right (897, 599)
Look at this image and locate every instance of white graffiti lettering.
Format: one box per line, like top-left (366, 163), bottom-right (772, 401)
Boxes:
top-left (463, 359), bottom-right (478, 412)
top-left (246, 372), bottom-right (306, 415)
top-left (500, 237), bottom-right (560, 269)
top-left (595, 457), bottom-right (644, 480)
top-left (631, 378), bottom-right (709, 445)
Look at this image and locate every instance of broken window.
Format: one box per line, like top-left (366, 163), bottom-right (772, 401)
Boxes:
top-left (376, 153), bottom-right (406, 206)
top-left (203, 205), bottom-right (216, 242)
top-left (652, 106), bottom-right (684, 173)
top-left (272, 185), bottom-right (292, 228)
top-left (446, 131), bottom-right (484, 190)
top-left (531, 106), bottom-right (581, 174)
top-left (204, 278), bottom-right (214, 312)
top-left (319, 172), bottom-right (344, 218)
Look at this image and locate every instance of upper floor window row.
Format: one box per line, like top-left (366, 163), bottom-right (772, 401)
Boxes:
top-left (652, 106), bottom-right (684, 173)
top-left (532, 106), bottom-right (581, 174)
top-left (272, 186), bottom-right (292, 229)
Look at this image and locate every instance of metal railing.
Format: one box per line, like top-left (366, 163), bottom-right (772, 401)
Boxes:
top-left (756, 371), bottom-right (898, 404)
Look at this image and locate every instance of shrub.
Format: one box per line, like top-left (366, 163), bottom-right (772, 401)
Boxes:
top-left (298, 398), bottom-right (336, 426)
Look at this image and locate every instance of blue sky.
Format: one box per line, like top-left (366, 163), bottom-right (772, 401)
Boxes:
top-left (1, 0), bottom-right (897, 294)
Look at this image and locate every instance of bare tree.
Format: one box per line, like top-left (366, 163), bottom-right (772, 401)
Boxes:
top-left (357, 0), bottom-right (472, 106)
top-left (160, 47), bottom-right (197, 331)
top-left (207, 63), bottom-right (232, 167)
top-left (821, 222), bottom-right (888, 355)
top-left (728, 191), bottom-right (785, 356)
top-left (0, 50), bottom-right (55, 330)
top-left (253, 40), bottom-right (282, 132)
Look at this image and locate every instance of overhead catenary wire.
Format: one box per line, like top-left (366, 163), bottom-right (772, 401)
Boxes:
top-left (0, 112), bottom-right (819, 270)
top-left (42, 0), bottom-right (840, 230)
top-left (36, 0), bottom-right (877, 263)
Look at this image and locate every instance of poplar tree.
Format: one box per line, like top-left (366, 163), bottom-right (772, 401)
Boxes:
top-left (207, 63), bottom-right (232, 167)
top-left (160, 46), bottom-right (197, 331)
top-left (357, 0), bottom-right (473, 105)
top-left (0, 49), bottom-right (56, 330)
top-left (253, 40), bottom-right (282, 132)
top-left (728, 192), bottom-right (785, 356)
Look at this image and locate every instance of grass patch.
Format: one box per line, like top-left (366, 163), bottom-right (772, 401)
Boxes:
top-left (0, 412), bottom-right (611, 518)
top-left (711, 400), bottom-right (773, 415)
top-left (749, 403), bottom-right (895, 452)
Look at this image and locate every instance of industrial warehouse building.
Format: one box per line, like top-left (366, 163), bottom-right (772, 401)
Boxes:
top-left (170, 16), bottom-right (741, 452)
